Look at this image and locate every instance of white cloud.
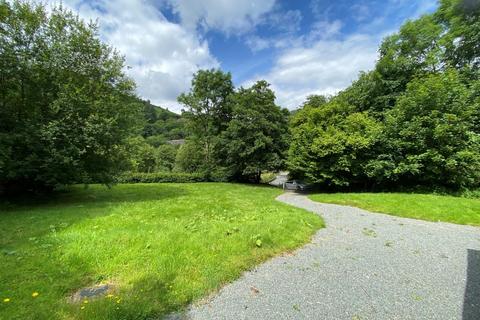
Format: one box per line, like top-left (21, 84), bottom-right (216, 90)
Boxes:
top-left (244, 9), bottom-right (303, 52)
top-left (308, 19), bottom-right (343, 41)
top-left (351, 3), bottom-right (371, 22)
top-left (244, 0), bottom-right (439, 110)
top-left (165, 0), bottom-right (276, 34)
top-left (246, 33), bottom-right (379, 109)
top-left (46, 0), bottom-right (219, 111)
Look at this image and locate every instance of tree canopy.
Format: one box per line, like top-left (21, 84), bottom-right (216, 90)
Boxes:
top-left (178, 70), bottom-right (289, 182)
top-left (288, 0), bottom-right (480, 190)
top-left (0, 1), bottom-right (141, 192)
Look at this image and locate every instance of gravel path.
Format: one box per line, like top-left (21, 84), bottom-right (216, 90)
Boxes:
top-left (186, 192), bottom-right (480, 320)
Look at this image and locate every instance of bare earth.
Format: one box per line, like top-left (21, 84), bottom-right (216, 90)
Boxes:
top-left (186, 192), bottom-right (480, 320)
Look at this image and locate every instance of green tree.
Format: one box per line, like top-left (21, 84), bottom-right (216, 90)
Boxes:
top-left (217, 81), bottom-right (289, 183)
top-left (288, 97), bottom-right (381, 187)
top-left (367, 70), bottom-right (480, 188)
top-left (174, 141), bottom-right (204, 173)
top-left (301, 94), bottom-right (329, 109)
top-left (373, 14), bottom-right (444, 112)
top-left (436, 0), bottom-right (480, 69)
top-left (125, 137), bottom-right (157, 173)
top-left (156, 144), bottom-right (177, 172)
top-left (288, 0), bottom-right (480, 190)
top-left (178, 69), bottom-right (234, 171)
top-left (0, 1), bottom-right (141, 193)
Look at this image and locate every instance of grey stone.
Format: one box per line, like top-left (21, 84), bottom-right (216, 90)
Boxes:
top-left (71, 283), bottom-right (112, 303)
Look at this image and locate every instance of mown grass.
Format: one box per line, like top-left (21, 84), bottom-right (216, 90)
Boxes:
top-left (0, 183), bottom-right (323, 319)
top-left (309, 192), bottom-right (480, 226)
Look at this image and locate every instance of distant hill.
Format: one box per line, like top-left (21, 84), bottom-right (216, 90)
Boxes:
top-left (140, 100), bottom-right (187, 146)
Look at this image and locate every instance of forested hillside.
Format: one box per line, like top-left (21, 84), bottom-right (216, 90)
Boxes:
top-left (141, 100), bottom-right (186, 143)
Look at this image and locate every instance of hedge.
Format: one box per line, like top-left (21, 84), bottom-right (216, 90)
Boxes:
top-left (117, 172), bottom-right (207, 183)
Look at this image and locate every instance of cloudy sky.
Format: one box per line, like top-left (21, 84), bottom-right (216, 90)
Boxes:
top-left (49, 0), bottom-right (438, 112)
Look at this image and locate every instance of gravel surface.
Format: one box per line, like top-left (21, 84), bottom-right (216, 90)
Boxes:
top-left (186, 192), bottom-right (480, 320)
top-left (269, 172), bottom-right (289, 187)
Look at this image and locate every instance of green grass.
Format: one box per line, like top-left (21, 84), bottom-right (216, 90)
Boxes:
top-left (309, 192), bottom-right (480, 226)
top-left (0, 183), bottom-right (323, 319)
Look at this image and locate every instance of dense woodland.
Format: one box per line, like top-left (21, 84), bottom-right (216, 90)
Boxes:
top-left (0, 0), bottom-right (479, 193)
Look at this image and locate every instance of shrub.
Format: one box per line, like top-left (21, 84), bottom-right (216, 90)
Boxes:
top-left (260, 172), bottom-right (277, 184)
top-left (117, 172), bottom-right (207, 183)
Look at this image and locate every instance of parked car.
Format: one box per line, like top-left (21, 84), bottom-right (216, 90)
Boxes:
top-left (283, 180), bottom-right (310, 191)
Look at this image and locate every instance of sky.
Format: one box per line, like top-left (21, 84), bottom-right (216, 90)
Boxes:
top-left (47, 0), bottom-right (438, 112)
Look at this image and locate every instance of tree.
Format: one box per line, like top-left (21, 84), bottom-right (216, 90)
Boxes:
top-left (287, 0), bottom-right (480, 190)
top-left (124, 137), bottom-right (157, 173)
top-left (0, 1), bottom-right (141, 193)
top-left (217, 81), bottom-right (289, 183)
top-left (155, 144), bottom-right (177, 172)
top-left (174, 141), bottom-right (204, 173)
top-left (178, 69), bottom-right (234, 171)
top-left (436, 0), bottom-right (480, 69)
top-left (367, 70), bottom-right (480, 188)
top-left (301, 95), bottom-right (329, 109)
top-left (288, 97), bottom-right (381, 187)
top-left (373, 14), bottom-right (444, 113)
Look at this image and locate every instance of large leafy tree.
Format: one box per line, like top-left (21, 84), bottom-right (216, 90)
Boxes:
top-left (178, 69), bottom-right (234, 171)
top-left (436, 0), bottom-right (480, 69)
top-left (0, 1), bottom-right (141, 192)
top-left (367, 70), bottom-right (480, 188)
top-left (217, 81), bottom-right (289, 183)
top-left (288, 97), bottom-right (381, 187)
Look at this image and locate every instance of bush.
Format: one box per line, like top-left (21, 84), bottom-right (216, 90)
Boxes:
top-left (174, 140), bottom-right (205, 173)
top-left (117, 172), bottom-right (207, 183)
top-left (156, 144), bottom-right (178, 172)
top-left (260, 172), bottom-right (277, 184)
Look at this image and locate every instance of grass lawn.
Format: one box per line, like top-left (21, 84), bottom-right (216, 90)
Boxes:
top-left (0, 183), bottom-right (323, 319)
top-left (309, 192), bottom-right (480, 226)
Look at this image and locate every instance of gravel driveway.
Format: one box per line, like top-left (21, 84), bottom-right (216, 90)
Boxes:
top-left (186, 192), bottom-right (480, 320)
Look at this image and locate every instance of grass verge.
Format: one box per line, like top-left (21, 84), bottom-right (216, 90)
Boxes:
top-left (309, 192), bottom-right (480, 226)
top-left (0, 183), bottom-right (322, 319)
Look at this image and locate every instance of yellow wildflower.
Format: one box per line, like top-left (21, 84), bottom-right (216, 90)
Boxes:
top-left (3, 298), bottom-right (10, 303)
top-left (106, 294), bottom-right (114, 298)
top-left (83, 300), bottom-right (89, 304)
top-left (81, 306), bottom-right (85, 310)
top-left (32, 292), bottom-right (39, 298)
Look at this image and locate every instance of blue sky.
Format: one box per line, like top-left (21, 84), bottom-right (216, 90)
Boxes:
top-left (51, 0), bottom-right (438, 111)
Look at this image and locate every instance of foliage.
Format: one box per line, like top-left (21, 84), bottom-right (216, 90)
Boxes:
top-left (173, 140), bottom-right (205, 173)
top-left (309, 191), bottom-right (480, 226)
top-left (367, 70), bottom-right (480, 188)
top-left (436, 0), bottom-right (480, 69)
top-left (289, 98), bottom-right (381, 186)
top-left (0, 183), bottom-right (323, 319)
top-left (178, 71), bottom-right (289, 182)
top-left (288, 0), bottom-right (480, 190)
top-left (155, 144), bottom-right (177, 172)
top-left (260, 172), bottom-right (277, 184)
top-left (124, 137), bottom-right (157, 173)
top-left (141, 100), bottom-right (186, 141)
top-left (216, 81), bottom-right (289, 182)
top-left (0, 1), bottom-right (141, 193)
top-left (178, 69), bottom-right (234, 169)
top-left (116, 171), bottom-right (206, 183)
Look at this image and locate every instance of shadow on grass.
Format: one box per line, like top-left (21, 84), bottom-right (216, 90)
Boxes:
top-left (463, 249), bottom-right (480, 320)
top-left (0, 183), bottom-right (189, 211)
